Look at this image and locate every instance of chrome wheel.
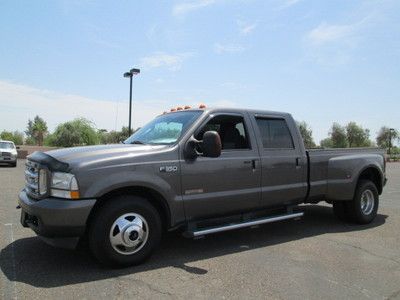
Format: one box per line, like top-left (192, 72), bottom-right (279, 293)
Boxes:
top-left (109, 213), bottom-right (149, 255)
top-left (360, 189), bottom-right (375, 215)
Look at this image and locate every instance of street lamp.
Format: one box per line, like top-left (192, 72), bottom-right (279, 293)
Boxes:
top-left (389, 128), bottom-right (395, 155)
top-left (123, 68), bottom-right (140, 136)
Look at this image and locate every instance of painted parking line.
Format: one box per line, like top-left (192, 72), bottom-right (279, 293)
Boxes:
top-left (2, 223), bottom-right (18, 300)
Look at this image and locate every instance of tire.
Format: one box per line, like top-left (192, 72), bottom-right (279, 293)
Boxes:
top-left (332, 201), bottom-right (348, 221)
top-left (88, 195), bottom-right (162, 267)
top-left (346, 180), bottom-right (379, 224)
top-left (11, 161), bottom-right (17, 167)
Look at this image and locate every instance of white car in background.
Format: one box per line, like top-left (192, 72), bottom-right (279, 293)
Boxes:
top-left (0, 140), bottom-right (18, 167)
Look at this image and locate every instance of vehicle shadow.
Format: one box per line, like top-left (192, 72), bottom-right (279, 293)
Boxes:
top-left (0, 205), bottom-right (387, 288)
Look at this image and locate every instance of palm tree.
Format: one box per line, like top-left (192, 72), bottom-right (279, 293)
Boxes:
top-left (32, 116), bottom-right (48, 146)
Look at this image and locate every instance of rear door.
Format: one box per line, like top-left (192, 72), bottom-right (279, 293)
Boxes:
top-left (180, 112), bottom-right (261, 220)
top-left (249, 113), bottom-right (307, 207)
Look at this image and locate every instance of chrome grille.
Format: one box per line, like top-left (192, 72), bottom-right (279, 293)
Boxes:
top-left (25, 160), bottom-right (40, 198)
top-left (1, 152), bottom-right (11, 157)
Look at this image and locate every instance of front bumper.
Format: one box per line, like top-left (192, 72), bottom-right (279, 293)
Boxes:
top-left (0, 156), bottom-right (16, 163)
top-left (18, 189), bottom-right (96, 248)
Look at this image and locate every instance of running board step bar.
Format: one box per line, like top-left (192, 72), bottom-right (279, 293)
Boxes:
top-left (184, 212), bottom-right (304, 238)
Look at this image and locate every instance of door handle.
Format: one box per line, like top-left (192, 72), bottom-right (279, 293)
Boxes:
top-left (244, 160), bottom-right (257, 170)
top-left (295, 157), bottom-right (301, 169)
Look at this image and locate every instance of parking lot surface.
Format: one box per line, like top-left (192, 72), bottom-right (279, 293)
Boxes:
top-left (1, 160), bottom-right (400, 299)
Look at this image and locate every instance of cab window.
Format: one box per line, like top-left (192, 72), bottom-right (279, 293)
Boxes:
top-left (255, 118), bottom-right (294, 149)
top-left (196, 115), bottom-right (250, 150)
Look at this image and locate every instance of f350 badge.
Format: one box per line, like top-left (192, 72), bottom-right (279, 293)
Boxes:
top-left (159, 165), bottom-right (178, 173)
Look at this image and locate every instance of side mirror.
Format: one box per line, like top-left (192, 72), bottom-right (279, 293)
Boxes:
top-left (202, 131), bottom-right (222, 158)
top-left (16, 146), bottom-right (20, 150)
top-left (184, 131), bottom-right (222, 159)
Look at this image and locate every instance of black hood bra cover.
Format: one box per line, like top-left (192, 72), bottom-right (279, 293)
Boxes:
top-left (28, 151), bottom-right (70, 172)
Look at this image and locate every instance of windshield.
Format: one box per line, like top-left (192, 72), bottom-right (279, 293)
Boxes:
top-left (0, 142), bottom-right (15, 149)
top-left (124, 111), bottom-right (203, 145)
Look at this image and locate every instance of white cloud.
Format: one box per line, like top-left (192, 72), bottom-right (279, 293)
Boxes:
top-left (306, 15), bottom-right (372, 46)
top-left (307, 22), bottom-right (356, 45)
top-left (237, 20), bottom-right (257, 36)
top-left (214, 43), bottom-right (246, 54)
top-left (304, 17), bottom-right (370, 65)
top-left (140, 52), bottom-right (193, 71)
top-left (276, 0), bottom-right (301, 10)
top-left (0, 81), bottom-right (167, 134)
top-left (172, 0), bottom-right (216, 16)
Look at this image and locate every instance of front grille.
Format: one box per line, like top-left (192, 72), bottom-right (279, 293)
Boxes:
top-left (1, 152), bottom-right (11, 157)
top-left (25, 160), bottom-right (40, 198)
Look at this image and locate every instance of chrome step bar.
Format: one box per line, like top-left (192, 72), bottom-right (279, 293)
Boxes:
top-left (185, 212), bottom-right (304, 238)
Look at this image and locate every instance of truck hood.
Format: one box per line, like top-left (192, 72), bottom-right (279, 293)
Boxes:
top-left (0, 149), bottom-right (17, 154)
top-left (43, 144), bottom-right (168, 170)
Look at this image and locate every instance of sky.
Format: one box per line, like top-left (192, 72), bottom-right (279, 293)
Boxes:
top-left (0, 0), bottom-right (399, 144)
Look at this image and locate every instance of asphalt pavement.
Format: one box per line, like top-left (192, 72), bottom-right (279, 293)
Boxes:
top-left (1, 160), bottom-right (399, 299)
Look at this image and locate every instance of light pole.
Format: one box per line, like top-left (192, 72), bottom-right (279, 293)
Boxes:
top-left (123, 68), bottom-right (140, 136)
top-left (389, 128), bottom-right (395, 155)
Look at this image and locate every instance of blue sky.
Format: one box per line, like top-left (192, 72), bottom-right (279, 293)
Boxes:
top-left (0, 0), bottom-right (399, 143)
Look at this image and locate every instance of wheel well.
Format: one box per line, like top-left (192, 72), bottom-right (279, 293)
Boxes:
top-left (87, 186), bottom-right (171, 231)
top-left (358, 167), bottom-right (382, 194)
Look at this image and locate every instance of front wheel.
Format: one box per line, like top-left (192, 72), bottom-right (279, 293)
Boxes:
top-left (346, 180), bottom-right (379, 224)
top-left (88, 195), bottom-right (162, 267)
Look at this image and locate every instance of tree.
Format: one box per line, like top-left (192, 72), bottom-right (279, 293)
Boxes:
top-left (0, 131), bottom-right (13, 141)
top-left (346, 122), bottom-right (371, 147)
top-left (330, 123), bottom-right (348, 148)
top-left (297, 121), bottom-right (316, 148)
top-left (376, 127), bottom-right (399, 149)
top-left (320, 137), bottom-right (333, 148)
top-left (49, 118), bottom-right (100, 147)
top-left (12, 131), bottom-right (24, 145)
top-left (0, 130), bottom-right (24, 145)
top-left (98, 126), bottom-right (136, 144)
top-left (26, 116), bottom-right (48, 146)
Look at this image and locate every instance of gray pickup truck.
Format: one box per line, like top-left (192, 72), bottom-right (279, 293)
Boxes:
top-left (18, 107), bottom-right (387, 266)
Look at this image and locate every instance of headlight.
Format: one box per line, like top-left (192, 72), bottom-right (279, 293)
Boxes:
top-left (38, 169), bottom-right (48, 196)
top-left (50, 172), bottom-right (80, 199)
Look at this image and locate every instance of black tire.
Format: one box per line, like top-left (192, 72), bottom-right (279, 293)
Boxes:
top-left (88, 195), bottom-right (162, 267)
top-left (346, 180), bottom-right (379, 224)
top-left (11, 162), bottom-right (17, 167)
top-left (332, 201), bottom-right (348, 221)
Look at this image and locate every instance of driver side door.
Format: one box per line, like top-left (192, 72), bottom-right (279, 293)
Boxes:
top-left (180, 112), bottom-right (261, 221)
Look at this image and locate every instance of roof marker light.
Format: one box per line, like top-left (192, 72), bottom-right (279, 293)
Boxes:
top-left (199, 104), bottom-right (206, 109)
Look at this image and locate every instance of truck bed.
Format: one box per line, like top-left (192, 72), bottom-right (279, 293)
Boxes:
top-left (306, 147), bottom-right (386, 202)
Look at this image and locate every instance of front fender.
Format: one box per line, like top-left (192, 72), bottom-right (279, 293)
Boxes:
top-left (79, 168), bottom-right (184, 227)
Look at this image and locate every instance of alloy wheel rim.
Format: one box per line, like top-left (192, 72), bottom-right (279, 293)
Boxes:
top-left (360, 189), bottom-right (375, 215)
top-left (109, 213), bottom-right (149, 255)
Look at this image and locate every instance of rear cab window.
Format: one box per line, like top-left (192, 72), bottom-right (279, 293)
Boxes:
top-left (255, 118), bottom-right (295, 149)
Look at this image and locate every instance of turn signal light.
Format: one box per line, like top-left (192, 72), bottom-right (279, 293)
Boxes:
top-left (70, 191), bottom-right (80, 199)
